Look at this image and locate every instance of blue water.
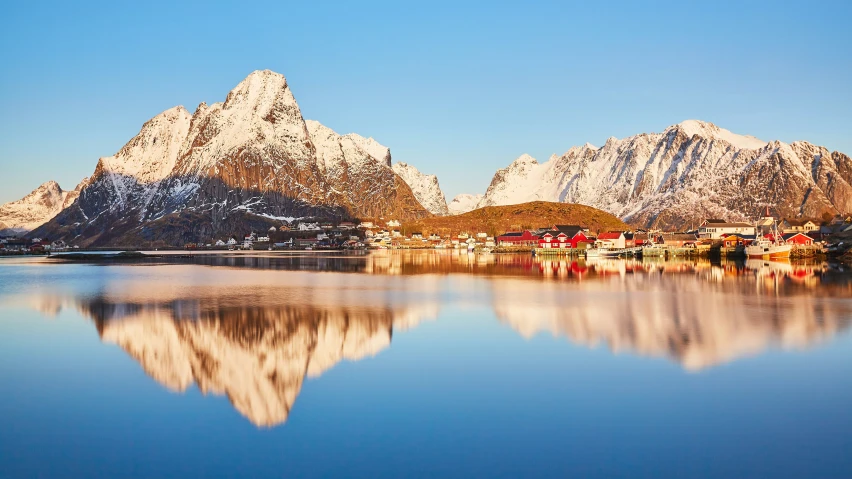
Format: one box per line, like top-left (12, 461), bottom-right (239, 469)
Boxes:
top-left (1, 253), bottom-right (851, 478)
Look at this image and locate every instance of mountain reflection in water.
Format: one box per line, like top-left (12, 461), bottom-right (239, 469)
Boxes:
top-left (5, 252), bottom-right (852, 427)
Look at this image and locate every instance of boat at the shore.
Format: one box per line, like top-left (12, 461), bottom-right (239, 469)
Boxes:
top-left (745, 220), bottom-right (791, 259)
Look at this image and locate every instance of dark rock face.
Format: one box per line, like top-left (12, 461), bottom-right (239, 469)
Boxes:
top-left (32, 70), bottom-right (431, 246)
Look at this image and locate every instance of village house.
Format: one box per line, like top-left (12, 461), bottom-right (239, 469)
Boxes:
top-left (538, 232), bottom-right (570, 249)
top-left (298, 222), bottom-right (320, 231)
top-left (497, 231), bottom-right (540, 246)
top-left (661, 233), bottom-right (699, 247)
top-left (257, 235), bottom-right (270, 243)
top-left (215, 239), bottom-right (226, 247)
top-left (698, 219), bottom-right (756, 239)
top-left (829, 214), bottom-right (852, 226)
top-left (49, 240), bottom-right (68, 251)
top-left (782, 232), bottom-right (815, 246)
top-left (721, 234), bottom-right (752, 247)
top-left (296, 237), bottom-right (319, 248)
top-left (428, 233), bottom-right (441, 241)
top-left (338, 221), bottom-right (356, 230)
top-left (358, 221), bottom-right (374, 229)
top-left (781, 219), bottom-right (819, 234)
top-left (411, 232), bottom-right (423, 240)
top-left (386, 219), bottom-right (401, 228)
top-left (596, 232), bottom-right (626, 249)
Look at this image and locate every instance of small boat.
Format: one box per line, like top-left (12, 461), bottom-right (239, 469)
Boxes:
top-left (586, 248), bottom-right (606, 258)
top-left (745, 220), bottom-right (791, 259)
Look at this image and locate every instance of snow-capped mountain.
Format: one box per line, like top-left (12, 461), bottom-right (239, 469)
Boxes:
top-left (447, 193), bottom-right (484, 215)
top-left (34, 70), bottom-right (432, 246)
top-left (0, 180), bottom-right (86, 234)
top-left (477, 120), bottom-right (852, 229)
top-left (391, 162), bottom-right (449, 215)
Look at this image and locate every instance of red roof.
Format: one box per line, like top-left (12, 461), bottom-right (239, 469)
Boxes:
top-left (597, 232), bottom-right (623, 240)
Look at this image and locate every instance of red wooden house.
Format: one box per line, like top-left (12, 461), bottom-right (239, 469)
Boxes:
top-left (781, 232), bottom-right (814, 246)
top-left (538, 232), bottom-right (569, 248)
top-left (497, 230), bottom-right (540, 246)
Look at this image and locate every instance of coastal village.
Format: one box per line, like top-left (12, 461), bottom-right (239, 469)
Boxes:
top-left (3, 213), bottom-right (851, 259)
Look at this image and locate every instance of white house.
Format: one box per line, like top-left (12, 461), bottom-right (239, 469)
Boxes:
top-left (595, 232), bottom-right (626, 249)
top-left (386, 219), bottom-right (401, 228)
top-left (298, 222), bottom-right (320, 231)
top-left (257, 236), bottom-right (270, 242)
top-left (227, 237), bottom-right (238, 245)
top-left (698, 220), bottom-right (756, 239)
top-left (215, 239), bottom-right (226, 247)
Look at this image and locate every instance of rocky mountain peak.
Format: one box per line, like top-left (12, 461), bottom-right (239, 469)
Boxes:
top-left (0, 180), bottom-right (84, 234)
top-left (391, 162), bottom-right (449, 215)
top-left (223, 69), bottom-right (290, 111)
top-left (669, 119), bottom-right (767, 150)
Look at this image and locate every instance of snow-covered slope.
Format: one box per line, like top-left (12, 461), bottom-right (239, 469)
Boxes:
top-left (447, 193), bottom-right (484, 215)
top-left (34, 70), bottom-right (431, 246)
top-left (392, 162), bottom-right (449, 215)
top-left (479, 120), bottom-right (852, 229)
top-left (0, 180), bottom-right (85, 234)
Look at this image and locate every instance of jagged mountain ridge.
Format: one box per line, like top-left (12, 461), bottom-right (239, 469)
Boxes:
top-left (32, 70), bottom-right (433, 246)
top-left (475, 120), bottom-right (852, 229)
top-left (0, 180), bottom-right (86, 235)
top-left (392, 162), bottom-right (449, 215)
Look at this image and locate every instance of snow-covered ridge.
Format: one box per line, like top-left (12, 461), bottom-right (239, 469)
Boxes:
top-left (475, 120), bottom-right (852, 228)
top-left (392, 162), bottom-right (449, 215)
top-left (0, 180), bottom-right (85, 233)
top-left (672, 119), bottom-right (767, 150)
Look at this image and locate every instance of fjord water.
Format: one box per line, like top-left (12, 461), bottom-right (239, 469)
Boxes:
top-left (1, 252), bottom-right (851, 478)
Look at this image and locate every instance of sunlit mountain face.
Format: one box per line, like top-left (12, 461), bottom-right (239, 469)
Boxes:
top-left (2, 253), bottom-right (850, 427)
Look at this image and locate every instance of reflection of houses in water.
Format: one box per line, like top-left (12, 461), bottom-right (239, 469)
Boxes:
top-left (491, 276), bottom-right (852, 371)
top-left (7, 253), bottom-right (850, 428)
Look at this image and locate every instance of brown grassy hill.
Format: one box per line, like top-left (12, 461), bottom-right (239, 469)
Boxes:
top-left (401, 201), bottom-right (628, 237)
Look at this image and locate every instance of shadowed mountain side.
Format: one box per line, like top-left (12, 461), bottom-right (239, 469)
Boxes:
top-left (403, 201), bottom-right (628, 237)
top-left (31, 174), bottom-right (428, 247)
top-left (491, 274), bottom-right (852, 370)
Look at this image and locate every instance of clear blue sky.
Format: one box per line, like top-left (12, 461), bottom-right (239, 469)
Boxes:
top-left (1, 0), bottom-right (850, 204)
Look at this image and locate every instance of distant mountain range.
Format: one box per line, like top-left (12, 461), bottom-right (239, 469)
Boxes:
top-left (2, 69), bottom-right (850, 243)
top-left (455, 120), bottom-right (852, 229)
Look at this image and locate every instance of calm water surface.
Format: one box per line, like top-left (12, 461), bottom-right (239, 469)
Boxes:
top-left (1, 251), bottom-right (851, 478)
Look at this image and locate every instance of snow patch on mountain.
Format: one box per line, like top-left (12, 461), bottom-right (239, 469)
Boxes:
top-left (673, 120), bottom-right (767, 150)
top-left (447, 193), bottom-right (484, 215)
top-left (391, 162), bottom-right (449, 215)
